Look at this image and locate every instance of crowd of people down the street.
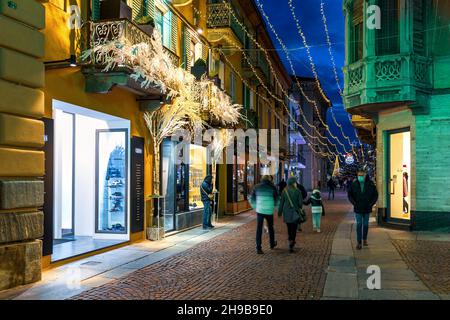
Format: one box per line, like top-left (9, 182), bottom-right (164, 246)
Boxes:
top-left (199, 167), bottom-right (378, 254)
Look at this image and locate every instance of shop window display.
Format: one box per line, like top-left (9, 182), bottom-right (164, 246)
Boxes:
top-left (189, 145), bottom-right (207, 210)
top-left (237, 163), bottom-right (246, 201)
top-left (247, 163), bottom-right (255, 195)
top-left (96, 129), bottom-right (128, 234)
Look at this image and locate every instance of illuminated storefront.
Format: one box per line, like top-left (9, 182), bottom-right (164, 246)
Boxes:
top-left (161, 140), bottom-right (210, 232)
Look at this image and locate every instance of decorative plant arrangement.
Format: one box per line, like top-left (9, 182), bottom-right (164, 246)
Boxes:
top-left (82, 27), bottom-right (243, 236)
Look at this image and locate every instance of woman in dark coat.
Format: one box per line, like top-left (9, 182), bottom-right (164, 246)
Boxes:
top-left (278, 177), bottom-right (304, 253)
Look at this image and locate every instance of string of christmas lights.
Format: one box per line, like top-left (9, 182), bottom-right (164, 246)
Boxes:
top-left (255, 0), bottom-right (357, 162)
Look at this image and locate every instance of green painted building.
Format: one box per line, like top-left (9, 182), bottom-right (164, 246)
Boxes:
top-left (343, 0), bottom-right (450, 230)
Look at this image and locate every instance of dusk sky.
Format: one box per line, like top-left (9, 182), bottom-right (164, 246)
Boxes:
top-left (258, 0), bottom-right (359, 153)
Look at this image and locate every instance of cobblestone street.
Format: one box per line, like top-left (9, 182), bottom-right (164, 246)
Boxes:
top-left (71, 194), bottom-right (350, 300)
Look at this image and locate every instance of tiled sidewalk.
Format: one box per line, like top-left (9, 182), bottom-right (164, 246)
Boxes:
top-left (323, 212), bottom-right (449, 300)
top-left (0, 212), bottom-right (255, 300)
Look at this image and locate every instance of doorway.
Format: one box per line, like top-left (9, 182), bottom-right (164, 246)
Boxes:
top-left (387, 128), bottom-right (411, 223)
top-left (52, 100), bottom-right (130, 262)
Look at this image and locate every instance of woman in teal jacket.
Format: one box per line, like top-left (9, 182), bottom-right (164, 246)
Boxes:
top-left (278, 177), bottom-right (304, 253)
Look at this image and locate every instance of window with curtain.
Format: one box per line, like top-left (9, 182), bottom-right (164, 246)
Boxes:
top-left (376, 0), bottom-right (400, 55)
top-left (350, 0), bottom-right (363, 63)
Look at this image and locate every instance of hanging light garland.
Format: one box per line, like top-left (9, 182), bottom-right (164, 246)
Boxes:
top-left (255, 0), bottom-right (357, 162)
top-left (319, 0), bottom-right (365, 163)
top-left (191, 3), bottom-right (341, 160)
top-left (219, 45), bottom-right (341, 161)
top-left (219, 48), bottom-right (335, 161)
top-left (192, 3), bottom-right (344, 158)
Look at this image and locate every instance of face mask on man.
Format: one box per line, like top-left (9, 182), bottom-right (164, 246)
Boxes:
top-left (357, 176), bottom-right (365, 183)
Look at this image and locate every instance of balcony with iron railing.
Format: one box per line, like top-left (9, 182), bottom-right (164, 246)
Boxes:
top-left (78, 18), bottom-right (180, 95)
top-left (241, 50), bottom-right (269, 82)
top-left (206, 2), bottom-right (245, 49)
top-left (343, 53), bottom-right (432, 114)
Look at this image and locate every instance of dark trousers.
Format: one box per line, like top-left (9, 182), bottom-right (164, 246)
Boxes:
top-left (328, 188), bottom-right (335, 200)
top-left (256, 213), bottom-right (275, 249)
top-left (202, 201), bottom-right (212, 228)
top-left (355, 213), bottom-right (370, 243)
top-left (286, 222), bottom-right (298, 243)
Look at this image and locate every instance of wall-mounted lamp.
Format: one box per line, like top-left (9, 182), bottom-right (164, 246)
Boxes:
top-left (197, 27), bottom-right (203, 35)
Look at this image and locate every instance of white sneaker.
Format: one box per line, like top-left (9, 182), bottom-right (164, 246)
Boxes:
top-left (317, 229), bottom-right (321, 233)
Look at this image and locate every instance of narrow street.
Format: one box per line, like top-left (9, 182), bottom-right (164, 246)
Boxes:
top-left (70, 193), bottom-right (349, 300)
top-left (1, 191), bottom-right (450, 300)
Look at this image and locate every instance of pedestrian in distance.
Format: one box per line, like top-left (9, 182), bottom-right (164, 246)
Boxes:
top-left (200, 175), bottom-right (214, 230)
top-left (278, 177), bottom-right (305, 253)
top-left (347, 168), bottom-right (378, 250)
top-left (277, 179), bottom-right (287, 194)
top-left (249, 175), bottom-right (278, 254)
top-left (327, 176), bottom-right (336, 200)
top-left (304, 189), bottom-right (325, 233)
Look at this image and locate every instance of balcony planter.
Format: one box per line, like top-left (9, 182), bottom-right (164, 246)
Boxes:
top-left (191, 58), bottom-right (207, 80)
top-left (100, 0), bottom-right (132, 21)
top-left (136, 15), bottom-right (155, 37)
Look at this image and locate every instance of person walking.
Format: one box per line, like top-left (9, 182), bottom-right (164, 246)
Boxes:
top-left (278, 177), bottom-right (304, 253)
top-left (304, 189), bottom-right (325, 233)
top-left (277, 179), bottom-right (287, 194)
top-left (327, 177), bottom-right (336, 200)
top-left (249, 175), bottom-right (278, 254)
top-left (348, 169), bottom-right (378, 250)
top-left (200, 175), bottom-right (214, 230)
top-left (295, 179), bottom-right (307, 232)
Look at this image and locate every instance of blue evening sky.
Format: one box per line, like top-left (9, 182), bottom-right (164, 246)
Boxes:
top-left (258, 0), bottom-right (359, 153)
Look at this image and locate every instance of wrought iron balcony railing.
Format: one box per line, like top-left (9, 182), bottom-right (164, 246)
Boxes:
top-left (80, 19), bottom-right (180, 69)
top-left (206, 2), bottom-right (245, 45)
top-left (343, 53), bottom-right (432, 110)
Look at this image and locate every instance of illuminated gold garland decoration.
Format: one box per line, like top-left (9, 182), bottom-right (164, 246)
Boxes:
top-left (194, 3), bottom-right (338, 160)
top-left (319, 0), bottom-right (364, 163)
top-left (216, 1), bottom-right (348, 160)
top-left (191, 3), bottom-right (338, 160)
top-left (255, 0), bottom-right (356, 161)
top-left (219, 49), bottom-right (335, 161)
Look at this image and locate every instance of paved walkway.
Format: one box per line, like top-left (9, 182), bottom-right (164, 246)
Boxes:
top-left (69, 195), bottom-right (348, 300)
top-left (323, 213), bottom-right (448, 300)
top-left (2, 191), bottom-right (450, 300)
top-left (0, 212), bottom-right (255, 300)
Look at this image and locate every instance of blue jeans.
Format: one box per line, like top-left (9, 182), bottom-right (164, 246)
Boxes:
top-left (202, 201), bottom-right (212, 228)
top-left (312, 212), bottom-right (322, 230)
top-left (355, 213), bottom-right (370, 243)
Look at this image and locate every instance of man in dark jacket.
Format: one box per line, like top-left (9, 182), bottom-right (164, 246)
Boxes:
top-left (348, 169), bottom-right (378, 250)
top-left (249, 175), bottom-right (278, 254)
top-left (200, 175), bottom-right (214, 230)
top-left (327, 177), bottom-right (336, 200)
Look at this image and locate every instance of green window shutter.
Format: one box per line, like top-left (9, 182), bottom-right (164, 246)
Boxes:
top-left (144, 0), bottom-right (155, 18)
top-left (202, 44), bottom-right (208, 64)
top-left (413, 0), bottom-right (425, 55)
top-left (132, 0), bottom-right (144, 21)
top-left (92, 0), bottom-right (101, 21)
top-left (171, 13), bottom-right (178, 55)
top-left (182, 26), bottom-right (191, 71)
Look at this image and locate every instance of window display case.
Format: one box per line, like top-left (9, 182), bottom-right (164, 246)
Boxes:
top-left (96, 129), bottom-right (128, 234)
top-left (188, 145), bottom-right (207, 211)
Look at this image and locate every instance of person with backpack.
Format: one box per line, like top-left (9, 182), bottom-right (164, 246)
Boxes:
top-left (249, 175), bottom-right (279, 254)
top-left (278, 177), bottom-right (305, 253)
top-left (304, 189), bottom-right (325, 233)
